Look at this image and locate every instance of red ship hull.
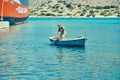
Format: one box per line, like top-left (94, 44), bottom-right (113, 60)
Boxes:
top-left (0, 0), bottom-right (28, 25)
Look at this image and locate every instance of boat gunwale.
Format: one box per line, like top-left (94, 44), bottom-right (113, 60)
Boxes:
top-left (49, 36), bottom-right (86, 41)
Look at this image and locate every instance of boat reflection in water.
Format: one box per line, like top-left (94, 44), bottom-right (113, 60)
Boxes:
top-left (52, 45), bottom-right (86, 64)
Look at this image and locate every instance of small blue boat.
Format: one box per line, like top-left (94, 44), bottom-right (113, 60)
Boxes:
top-left (49, 36), bottom-right (87, 47)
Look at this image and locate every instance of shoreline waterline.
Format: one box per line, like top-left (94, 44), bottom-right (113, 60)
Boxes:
top-left (29, 16), bottom-right (120, 18)
top-left (0, 18), bottom-right (120, 80)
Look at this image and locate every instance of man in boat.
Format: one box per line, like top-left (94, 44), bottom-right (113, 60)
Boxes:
top-left (57, 24), bottom-right (66, 39)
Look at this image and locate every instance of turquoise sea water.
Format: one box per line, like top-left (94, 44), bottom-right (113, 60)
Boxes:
top-left (0, 18), bottom-right (120, 80)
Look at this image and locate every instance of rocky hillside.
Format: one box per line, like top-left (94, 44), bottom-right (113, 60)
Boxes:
top-left (29, 0), bottom-right (120, 9)
top-left (29, 0), bottom-right (51, 9)
top-left (29, 0), bottom-right (120, 17)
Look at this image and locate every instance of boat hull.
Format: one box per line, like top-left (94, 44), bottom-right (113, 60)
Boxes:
top-left (49, 37), bottom-right (87, 47)
top-left (0, 0), bottom-right (28, 25)
top-left (3, 16), bottom-right (28, 25)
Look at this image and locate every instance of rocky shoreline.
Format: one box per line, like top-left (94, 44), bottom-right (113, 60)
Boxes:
top-left (29, 0), bottom-right (120, 18)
